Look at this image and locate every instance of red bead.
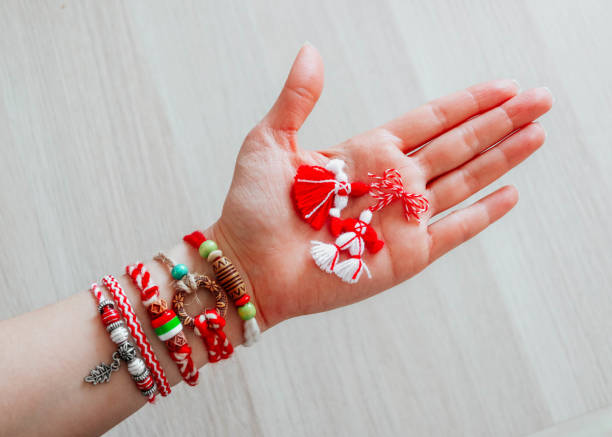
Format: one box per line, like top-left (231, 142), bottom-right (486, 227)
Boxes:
top-left (151, 310), bottom-right (177, 328)
top-left (234, 294), bottom-right (250, 307)
top-left (101, 307), bottom-right (120, 326)
top-left (136, 375), bottom-right (154, 391)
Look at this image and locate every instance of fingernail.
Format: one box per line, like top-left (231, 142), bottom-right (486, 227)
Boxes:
top-left (303, 40), bottom-right (314, 48)
top-left (511, 79), bottom-right (521, 91)
top-left (542, 86), bottom-right (555, 104)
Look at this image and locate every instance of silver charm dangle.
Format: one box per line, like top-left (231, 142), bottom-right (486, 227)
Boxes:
top-left (84, 352), bottom-right (121, 385)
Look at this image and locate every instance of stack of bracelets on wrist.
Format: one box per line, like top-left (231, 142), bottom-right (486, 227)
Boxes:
top-left (85, 282), bottom-right (159, 402)
top-left (183, 231), bottom-right (261, 346)
top-left (125, 263), bottom-right (199, 386)
top-left (154, 251), bottom-right (233, 363)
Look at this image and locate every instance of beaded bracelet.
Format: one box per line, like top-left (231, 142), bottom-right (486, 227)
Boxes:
top-left (101, 276), bottom-right (172, 397)
top-left (125, 263), bottom-right (199, 386)
top-left (85, 283), bottom-right (158, 402)
top-left (183, 231), bottom-right (261, 346)
top-left (155, 252), bottom-right (233, 362)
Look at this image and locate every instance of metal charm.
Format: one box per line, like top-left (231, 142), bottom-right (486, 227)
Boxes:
top-left (84, 352), bottom-right (121, 385)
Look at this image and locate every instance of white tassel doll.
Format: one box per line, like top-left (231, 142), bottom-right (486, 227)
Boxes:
top-left (311, 209), bottom-right (384, 283)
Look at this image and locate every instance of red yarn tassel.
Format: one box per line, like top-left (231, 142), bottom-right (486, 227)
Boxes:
top-left (184, 231), bottom-right (206, 249)
top-left (292, 165), bottom-right (340, 230)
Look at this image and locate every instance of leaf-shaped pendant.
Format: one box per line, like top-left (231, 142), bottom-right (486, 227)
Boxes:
top-left (84, 352), bottom-right (121, 385)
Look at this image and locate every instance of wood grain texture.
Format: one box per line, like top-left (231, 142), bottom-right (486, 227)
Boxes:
top-left (0, 1), bottom-right (610, 436)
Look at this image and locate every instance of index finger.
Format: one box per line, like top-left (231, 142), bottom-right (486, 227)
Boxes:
top-left (381, 80), bottom-right (519, 153)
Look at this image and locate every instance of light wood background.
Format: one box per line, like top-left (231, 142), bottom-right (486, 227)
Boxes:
top-left (1, 1), bottom-right (611, 436)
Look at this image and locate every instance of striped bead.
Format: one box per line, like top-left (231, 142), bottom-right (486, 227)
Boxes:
top-left (135, 373), bottom-right (155, 392)
top-left (101, 307), bottom-right (121, 326)
top-left (211, 256), bottom-right (246, 301)
top-left (109, 326), bottom-right (130, 344)
top-left (151, 310), bottom-right (182, 341)
top-left (127, 358), bottom-right (146, 376)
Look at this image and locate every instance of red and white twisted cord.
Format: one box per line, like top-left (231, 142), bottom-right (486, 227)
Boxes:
top-left (102, 275), bottom-right (171, 397)
top-left (90, 282), bottom-right (104, 301)
top-left (368, 169), bottom-right (429, 221)
top-left (126, 263), bottom-right (199, 386)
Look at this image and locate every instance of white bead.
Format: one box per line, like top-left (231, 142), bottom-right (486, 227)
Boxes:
top-left (207, 250), bottom-right (223, 262)
top-left (127, 358), bottom-right (146, 376)
top-left (110, 326), bottom-right (130, 344)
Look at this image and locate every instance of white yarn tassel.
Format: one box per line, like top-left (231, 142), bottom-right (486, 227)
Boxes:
top-left (334, 257), bottom-right (371, 284)
top-left (311, 241), bottom-right (339, 273)
top-left (243, 318), bottom-right (260, 347)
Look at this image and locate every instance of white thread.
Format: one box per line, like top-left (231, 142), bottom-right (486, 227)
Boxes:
top-left (243, 318), bottom-right (260, 347)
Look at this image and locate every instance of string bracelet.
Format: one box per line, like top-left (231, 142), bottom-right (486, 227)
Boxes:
top-left (154, 252), bottom-right (233, 362)
top-left (125, 263), bottom-right (199, 386)
top-left (85, 283), bottom-right (158, 402)
top-left (101, 275), bottom-right (172, 397)
top-left (183, 231), bottom-right (261, 346)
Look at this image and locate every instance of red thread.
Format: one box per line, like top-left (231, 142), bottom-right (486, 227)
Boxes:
top-left (194, 310), bottom-right (233, 363)
top-left (368, 169), bottom-right (428, 221)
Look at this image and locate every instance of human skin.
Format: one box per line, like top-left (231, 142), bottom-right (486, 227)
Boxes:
top-left (0, 44), bottom-right (552, 436)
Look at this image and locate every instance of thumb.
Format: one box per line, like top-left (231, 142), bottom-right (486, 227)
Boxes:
top-left (264, 43), bottom-right (324, 133)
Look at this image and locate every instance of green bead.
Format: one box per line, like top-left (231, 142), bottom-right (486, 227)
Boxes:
top-left (237, 302), bottom-right (256, 320)
top-left (198, 240), bottom-right (218, 259)
top-left (171, 263), bottom-right (188, 280)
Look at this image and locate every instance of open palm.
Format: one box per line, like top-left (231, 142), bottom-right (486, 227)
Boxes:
top-left (211, 44), bottom-right (552, 329)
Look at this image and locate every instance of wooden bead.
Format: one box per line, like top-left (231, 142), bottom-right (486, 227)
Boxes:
top-left (211, 256), bottom-right (246, 301)
top-left (147, 299), bottom-right (168, 318)
top-left (165, 331), bottom-right (188, 352)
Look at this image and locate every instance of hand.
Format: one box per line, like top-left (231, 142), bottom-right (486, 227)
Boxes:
top-left (211, 44), bottom-right (552, 329)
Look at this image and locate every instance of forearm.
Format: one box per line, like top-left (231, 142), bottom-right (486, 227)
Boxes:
top-left (0, 225), bottom-right (264, 436)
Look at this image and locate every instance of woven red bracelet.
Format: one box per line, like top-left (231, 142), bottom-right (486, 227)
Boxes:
top-left (125, 263), bottom-right (199, 386)
top-left (183, 231), bottom-right (261, 346)
top-left (101, 275), bottom-right (171, 397)
top-left (86, 283), bottom-right (158, 402)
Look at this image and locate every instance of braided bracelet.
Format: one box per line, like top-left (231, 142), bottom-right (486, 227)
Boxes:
top-left (125, 263), bottom-right (199, 386)
top-left (183, 231), bottom-right (261, 346)
top-left (101, 275), bottom-right (172, 397)
top-left (155, 252), bottom-right (233, 362)
top-left (85, 283), bottom-right (158, 401)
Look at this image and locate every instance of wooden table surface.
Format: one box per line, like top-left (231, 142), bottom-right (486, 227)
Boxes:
top-left (1, 1), bottom-right (611, 436)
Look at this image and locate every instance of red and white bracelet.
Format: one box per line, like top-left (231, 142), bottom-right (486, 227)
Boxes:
top-left (85, 283), bottom-right (158, 402)
top-left (101, 275), bottom-right (172, 397)
top-left (183, 231), bottom-right (261, 346)
top-left (155, 251), bottom-right (233, 363)
top-left (125, 263), bottom-right (199, 386)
